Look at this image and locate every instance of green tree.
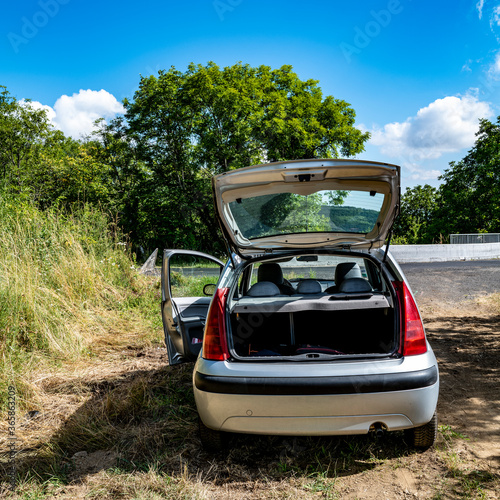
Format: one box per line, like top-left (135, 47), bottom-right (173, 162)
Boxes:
top-left (0, 86), bottom-right (51, 194)
top-left (123, 62), bottom-right (369, 254)
top-left (87, 118), bottom-right (152, 245)
top-left (433, 117), bottom-right (500, 238)
top-left (393, 184), bottom-right (438, 244)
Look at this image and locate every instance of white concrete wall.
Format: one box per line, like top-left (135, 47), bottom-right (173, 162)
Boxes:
top-left (390, 242), bottom-right (500, 263)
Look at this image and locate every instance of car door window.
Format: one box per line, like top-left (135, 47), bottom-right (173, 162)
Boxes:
top-left (161, 251), bottom-right (223, 365)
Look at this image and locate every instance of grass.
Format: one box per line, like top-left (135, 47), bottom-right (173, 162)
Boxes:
top-left (0, 193), bottom-right (162, 415)
top-left (432, 424), bottom-right (497, 499)
top-left (170, 272), bottom-right (217, 298)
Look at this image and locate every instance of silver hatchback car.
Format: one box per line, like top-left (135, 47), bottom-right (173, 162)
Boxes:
top-left (161, 159), bottom-right (439, 452)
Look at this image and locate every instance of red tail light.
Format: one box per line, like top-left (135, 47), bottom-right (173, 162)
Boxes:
top-left (393, 281), bottom-right (427, 356)
top-left (202, 287), bottom-right (230, 361)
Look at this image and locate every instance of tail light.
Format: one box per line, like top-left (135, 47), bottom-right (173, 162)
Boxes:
top-left (393, 281), bottom-right (427, 356)
top-left (202, 287), bottom-right (230, 361)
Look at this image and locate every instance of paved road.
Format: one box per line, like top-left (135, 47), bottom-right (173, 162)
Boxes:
top-left (152, 259), bottom-right (500, 304)
top-left (401, 260), bottom-right (500, 304)
top-left (401, 260), bottom-right (500, 271)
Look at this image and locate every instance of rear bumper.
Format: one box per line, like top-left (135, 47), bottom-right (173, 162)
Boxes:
top-left (194, 366), bottom-right (437, 395)
top-left (194, 384), bottom-right (439, 435)
top-left (193, 362), bottom-right (439, 436)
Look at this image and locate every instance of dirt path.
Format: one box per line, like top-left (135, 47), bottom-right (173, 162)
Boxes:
top-left (402, 261), bottom-right (500, 468)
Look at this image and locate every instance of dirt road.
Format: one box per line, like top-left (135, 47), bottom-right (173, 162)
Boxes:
top-left (403, 260), bottom-right (500, 471)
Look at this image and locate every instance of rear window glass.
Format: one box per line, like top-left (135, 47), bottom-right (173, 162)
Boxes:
top-left (250, 255), bottom-right (375, 286)
top-left (228, 190), bottom-right (385, 240)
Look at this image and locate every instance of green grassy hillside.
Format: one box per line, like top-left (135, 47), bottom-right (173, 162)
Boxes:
top-left (0, 192), bottom-right (162, 414)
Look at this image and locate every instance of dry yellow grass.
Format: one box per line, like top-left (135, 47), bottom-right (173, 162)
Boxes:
top-left (0, 200), bottom-right (162, 416)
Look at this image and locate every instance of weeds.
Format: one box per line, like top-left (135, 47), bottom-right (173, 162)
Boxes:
top-left (0, 194), bottom-right (161, 414)
top-left (433, 424), bottom-right (497, 499)
top-left (439, 424), bottom-right (469, 444)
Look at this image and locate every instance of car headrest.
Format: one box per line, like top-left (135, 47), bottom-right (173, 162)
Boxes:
top-left (335, 262), bottom-right (362, 284)
top-left (257, 263), bottom-right (284, 285)
top-left (296, 279), bottom-right (322, 294)
top-left (246, 281), bottom-right (281, 297)
top-left (338, 277), bottom-right (373, 293)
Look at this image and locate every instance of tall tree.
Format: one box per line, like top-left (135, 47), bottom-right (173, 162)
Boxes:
top-left (393, 184), bottom-right (438, 244)
top-left (123, 62), bottom-right (369, 254)
top-left (0, 86), bottom-right (51, 194)
top-left (433, 117), bottom-right (500, 237)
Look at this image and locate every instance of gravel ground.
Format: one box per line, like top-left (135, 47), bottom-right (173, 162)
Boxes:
top-left (401, 259), bottom-right (500, 305)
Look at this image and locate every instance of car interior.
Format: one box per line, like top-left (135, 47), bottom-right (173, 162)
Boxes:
top-left (228, 256), bottom-right (397, 359)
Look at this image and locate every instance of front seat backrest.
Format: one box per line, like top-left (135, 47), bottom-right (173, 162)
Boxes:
top-left (335, 262), bottom-right (362, 286)
top-left (325, 262), bottom-right (363, 294)
top-left (258, 263), bottom-right (284, 285)
top-left (339, 277), bottom-right (372, 293)
top-left (257, 263), bottom-right (295, 295)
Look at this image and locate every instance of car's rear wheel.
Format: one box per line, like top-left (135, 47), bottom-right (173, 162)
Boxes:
top-left (198, 417), bottom-right (226, 452)
top-left (405, 412), bottom-right (438, 449)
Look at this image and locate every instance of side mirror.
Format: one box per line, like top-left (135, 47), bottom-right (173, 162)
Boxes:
top-left (203, 284), bottom-right (217, 296)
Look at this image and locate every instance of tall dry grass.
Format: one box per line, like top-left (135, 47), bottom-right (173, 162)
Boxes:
top-left (0, 192), bottom-right (161, 414)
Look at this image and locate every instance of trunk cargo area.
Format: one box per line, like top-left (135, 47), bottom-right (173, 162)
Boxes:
top-left (229, 295), bottom-right (396, 358)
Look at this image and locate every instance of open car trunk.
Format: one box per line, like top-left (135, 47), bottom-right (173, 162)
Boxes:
top-left (228, 293), bottom-right (397, 359)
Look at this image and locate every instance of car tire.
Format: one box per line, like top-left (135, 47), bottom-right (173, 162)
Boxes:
top-left (405, 411), bottom-right (438, 449)
top-left (198, 417), bottom-right (226, 452)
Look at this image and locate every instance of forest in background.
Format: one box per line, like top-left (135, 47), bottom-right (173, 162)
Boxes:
top-left (1, 62), bottom-right (500, 260)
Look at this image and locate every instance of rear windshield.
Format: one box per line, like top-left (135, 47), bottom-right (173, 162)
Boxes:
top-left (247, 254), bottom-right (384, 292)
top-left (228, 190), bottom-right (385, 240)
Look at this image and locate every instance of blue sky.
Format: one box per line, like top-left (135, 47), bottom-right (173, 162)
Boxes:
top-left (1, 0), bottom-right (499, 189)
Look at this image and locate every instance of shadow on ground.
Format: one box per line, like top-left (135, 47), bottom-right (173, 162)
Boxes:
top-left (2, 361), bottom-right (421, 487)
top-left (426, 312), bottom-right (500, 468)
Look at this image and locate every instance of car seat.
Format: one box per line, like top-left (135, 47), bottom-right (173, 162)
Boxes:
top-left (257, 263), bottom-right (295, 295)
top-left (325, 262), bottom-right (362, 293)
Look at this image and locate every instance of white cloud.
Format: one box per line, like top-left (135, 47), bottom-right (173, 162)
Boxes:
top-left (369, 94), bottom-right (493, 161)
top-left (491, 4), bottom-right (500, 27)
top-left (27, 89), bottom-right (125, 139)
top-left (461, 59), bottom-right (473, 72)
top-left (477, 0), bottom-right (485, 19)
top-left (403, 162), bottom-right (441, 182)
top-left (53, 89), bottom-right (125, 138)
top-left (487, 50), bottom-right (500, 79)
